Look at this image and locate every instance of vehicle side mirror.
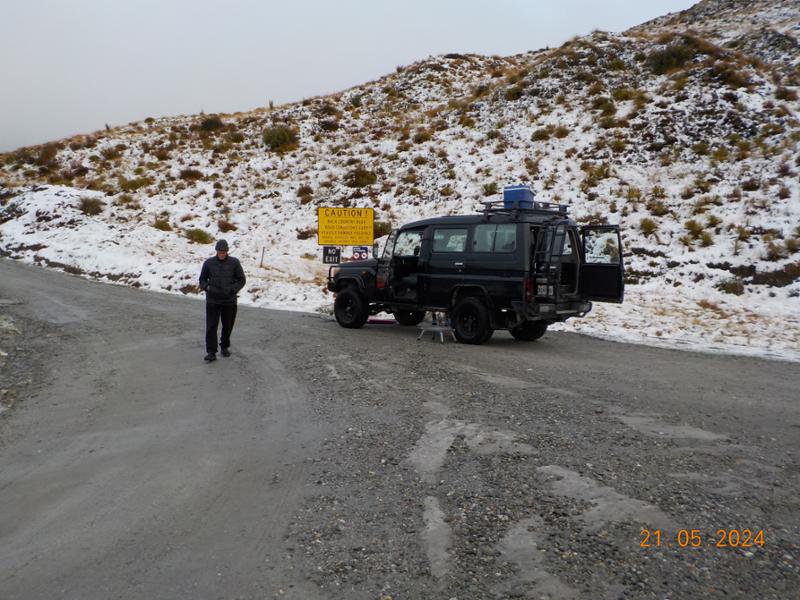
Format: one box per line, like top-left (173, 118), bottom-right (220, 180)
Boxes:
top-left (373, 242), bottom-right (380, 259)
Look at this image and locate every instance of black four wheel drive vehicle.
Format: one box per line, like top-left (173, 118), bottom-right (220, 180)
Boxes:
top-left (327, 201), bottom-right (624, 344)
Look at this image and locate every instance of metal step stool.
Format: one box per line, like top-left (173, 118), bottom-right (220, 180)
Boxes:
top-left (417, 312), bottom-right (456, 343)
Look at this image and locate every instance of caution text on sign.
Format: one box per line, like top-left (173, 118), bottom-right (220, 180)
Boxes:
top-left (317, 207), bottom-right (374, 246)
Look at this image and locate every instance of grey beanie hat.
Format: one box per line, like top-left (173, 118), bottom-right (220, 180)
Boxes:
top-left (215, 239), bottom-right (229, 251)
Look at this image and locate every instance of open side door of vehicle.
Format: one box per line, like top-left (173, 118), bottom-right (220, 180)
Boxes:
top-left (579, 225), bottom-right (624, 303)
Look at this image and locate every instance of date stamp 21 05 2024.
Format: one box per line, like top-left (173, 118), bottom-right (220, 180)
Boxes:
top-left (640, 528), bottom-right (766, 549)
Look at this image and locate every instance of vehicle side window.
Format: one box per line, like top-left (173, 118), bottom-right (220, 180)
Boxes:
top-left (472, 224), bottom-right (517, 253)
top-left (394, 230), bottom-right (423, 257)
top-left (559, 230), bottom-right (578, 259)
top-left (494, 224), bottom-right (517, 252)
top-left (432, 228), bottom-right (468, 253)
top-left (473, 224), bottom-right (495, 252)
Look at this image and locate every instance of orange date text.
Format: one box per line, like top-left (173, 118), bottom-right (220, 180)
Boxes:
top-left (639, 528), bottom-right (765, 549)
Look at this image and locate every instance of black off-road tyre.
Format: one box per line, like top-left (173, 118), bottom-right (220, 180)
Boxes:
top-left (334, 287), bottom-right (369, 329)
top-left (509, 320), bottom-right (548, 341)
top-left (394, 310), bottom-right (426, 326)
top-left (452, 296), bottom-right (494, 345)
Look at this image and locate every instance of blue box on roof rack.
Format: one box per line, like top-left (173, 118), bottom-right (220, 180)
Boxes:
top-left (503, 185), bottom-right (534, 209)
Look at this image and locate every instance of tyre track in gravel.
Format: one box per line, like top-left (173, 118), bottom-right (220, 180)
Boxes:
top-left (280, 314), bottom-right (800, 599)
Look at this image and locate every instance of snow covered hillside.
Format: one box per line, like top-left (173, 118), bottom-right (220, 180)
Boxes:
top-left (1, 0), bottom-right (799, 360)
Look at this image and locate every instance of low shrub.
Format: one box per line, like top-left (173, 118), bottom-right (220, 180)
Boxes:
top-left (79, 197), bottom-right (105, 216)
top-left (319, 119), bottom-right (339, 132)
top-left (179, 169), bottom-right (204, 181)
top-left (711, 146), bottom-right (729, 161)
top-left (200, 116), bottom-right (224, 131)
top-left (741, 178), bottom-right (760, 191)
top-left (218, 219), bottom-right (237, 232)
top-left (482, 182), bottom-right (498, 196)
top-left (296, 227), bottom-right (317, 240)
top-left (765, 241), bottom-right (788, 261)
top-left (592, 96), bottom-right (616, 116)
top-left (531, 127), bottom-right (553, 142)
top-left (185, 228), bottom-right (214, 244)
top-left (344, 167), bottom-right (377, 188)
top-left (647, 35), bottom-right (708, 75)
top-left (297, 184), bottom-right (313, 199)
top-left (646, 200), bottom-right (669, 217)
top-left (716, 277), bottom-right (745, 295)
top-left (101, 146), bottom-right (123, 160)
top-left (458, 113), bottom-right (476, 128)
top-left (611, 87), bottom-right (637, 102)
top-left (775, 87), bottom-right (798, 101)
top-left (505, 85), bottom-right (524, 101)
top-left (262, 125), bottom-right (299, 152)
top-left (708, 61), bottom-right (750, 89)
top-left (119, 175), bottom-right (154, 191)
top-left (153, 219), bottom-right (172, 231)
top-left (374, 221), bottom-right (393, 238)
top-left (412, 129), bottom-right (432, 144)
top-left (37, 144), bottom-right (60, 166)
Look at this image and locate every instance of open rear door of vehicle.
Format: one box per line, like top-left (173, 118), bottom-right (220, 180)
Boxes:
top-left (579, 225), bottom-right (624, 303)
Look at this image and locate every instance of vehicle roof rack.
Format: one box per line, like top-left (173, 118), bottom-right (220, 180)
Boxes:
top-left (479, 200), bottom-right (569, 218)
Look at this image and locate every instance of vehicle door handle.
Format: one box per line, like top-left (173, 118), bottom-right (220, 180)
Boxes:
top-left (454, 262), bottom-right (464, 267)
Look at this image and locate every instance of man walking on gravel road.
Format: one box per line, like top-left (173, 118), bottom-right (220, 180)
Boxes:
top-left (199, 239), bottom-right (246, 362)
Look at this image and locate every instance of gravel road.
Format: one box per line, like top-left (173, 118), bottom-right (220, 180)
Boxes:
top-left (1, 258), bottom-right (798, 600)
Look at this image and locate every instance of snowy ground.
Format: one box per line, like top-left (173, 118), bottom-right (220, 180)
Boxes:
top-left (2, 185), bottom-right (798, 362)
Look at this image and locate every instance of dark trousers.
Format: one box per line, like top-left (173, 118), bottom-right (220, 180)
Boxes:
top-left (206, 303), bottom-right (237, 354)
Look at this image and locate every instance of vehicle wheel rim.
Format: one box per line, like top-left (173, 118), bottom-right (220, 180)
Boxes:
top-left (458, 310), bottom-right (477, 336)
top-left (341, 297), bottom-right (355, 322)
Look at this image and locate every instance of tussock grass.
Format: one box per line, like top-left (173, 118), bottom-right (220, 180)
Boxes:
top-left (185, 228), bottom-right (213, 244)
top-left (79, 197), bottom-right (105, 215)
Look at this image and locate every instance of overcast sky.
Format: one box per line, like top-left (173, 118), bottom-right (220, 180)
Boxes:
top-left (0, 0), bottom-right (696, 152)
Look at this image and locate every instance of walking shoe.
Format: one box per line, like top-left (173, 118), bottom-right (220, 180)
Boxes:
top-left (221, 347), bottom-right (231, 357)
top-left (204, 353), bottom-right (217, 362)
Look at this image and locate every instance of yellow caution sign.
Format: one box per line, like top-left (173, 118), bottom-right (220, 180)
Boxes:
top-left (317, 207), bottom-right (374, 246)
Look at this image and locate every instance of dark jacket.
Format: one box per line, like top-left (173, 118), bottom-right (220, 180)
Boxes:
top-left (199, 255), bottom-right (246, 305)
